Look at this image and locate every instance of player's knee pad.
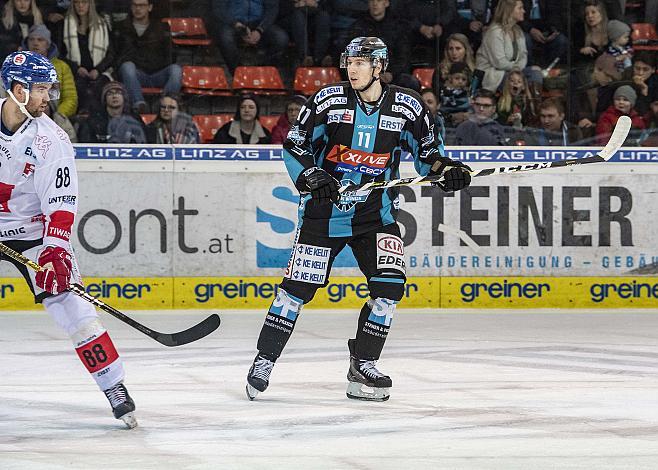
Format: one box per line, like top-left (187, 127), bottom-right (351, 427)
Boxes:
top-left (368, 276), bottom-right (406, 302)
top-left (71, 318), bottom-right (125, 390)
top-left (268, 287), bottom-right (305, 322)
top-left (279, 280), bottom-right (318, 305)
top-left (43, 291), bottom-right (98, 336)
top-left (366, 297), bottom-right (397, 327)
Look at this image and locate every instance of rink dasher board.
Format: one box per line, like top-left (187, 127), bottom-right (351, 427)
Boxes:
top-left (1, 151), bottom-right (658, 310)
top-left (1, 276), bottom-right (658, 310)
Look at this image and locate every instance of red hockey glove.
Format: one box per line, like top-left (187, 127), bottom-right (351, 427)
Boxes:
top-left (35, 246), bottom-right (73, 294)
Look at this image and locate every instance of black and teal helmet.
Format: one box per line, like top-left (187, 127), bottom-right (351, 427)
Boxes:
top-left (340, 37), bottom-right (389, 71)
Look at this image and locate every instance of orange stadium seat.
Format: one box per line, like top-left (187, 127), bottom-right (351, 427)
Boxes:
top-left (232, 66), bottom-right (287, 95)
top-left (193, 114), bottom-right (233, 143)
top-left (162, 17), bottom-right (212, 46)
top-left (182, 65), bottom-right (232, 96)
top-left (632, 23), bottom-right (658, 50)
top-left (259, 115), bottom-right (279, 132)
top-left (140, 114), bottom-right (157, 125)
top-left (412, 68), bottom-right (434, 90)
top-left (142, 87), bottom-right (163, 95)
top-left (293, 67), bottom-right (342, 95)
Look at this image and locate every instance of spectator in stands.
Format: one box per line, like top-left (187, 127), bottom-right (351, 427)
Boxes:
top-left (455, 89), bottom-right (506, 145)
top-left (631, 52), bottom-right (658, 115)
top-left (520, 0), bottom-right (568, 67)
top-left (211, 0), bottom-right (290, 72)
top-left (640, 91), bottom-right (658, 146)
top-left (596, 85), bottom-right (645, 145)
top-left (475, 0), bottom-right (542, 92)
top-left (329, 0), bottom-right (368, 60)
top-left (271, 94), bottom-right (306, 144)
top-left (41, 0), bottom-right (70, 41)
top-left (78, 81), bottom-right (147, 143)
top-left (59, 0), bottom-right (114, 114)
top-left (402, 0), bottom-right (464, 59)
top-left (349, 0), bottom-right (409, 81)
top-left (568, 0), bottom-right (609, 137)
top-left (114, 0), bottom-right (182, 114)
top-left (577, 0), bottom-right (608, 63)
top-left (146, 93), bottom-right (199, 144)
top-left (25, 24), bottom-right (78, 117)
top-left (420, 87), bottom-right (446, 141)
top-left (527, 98), bottom-right (583, 145)
top-left (213, 94), bottom-right (272, 144)
top-left (440, 62), bottom-right (471, 127)
top-left (0, 0), bottom-right (44, 63)
top-left (496, 68), bottom-right (539, 128)
top-left (280, 0), bottom-right (332, 67)
top-left (592, 19), bottom-right (632, 87)
top-left (434, 33), bottom-right (475, 84)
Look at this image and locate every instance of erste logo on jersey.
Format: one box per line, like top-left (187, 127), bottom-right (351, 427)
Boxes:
top-left (327, 108), bottom-right (354, 123)
top-left (379, 115), bottom-right (404, 132)
top-left (325, 144), bottom-right (390, 176)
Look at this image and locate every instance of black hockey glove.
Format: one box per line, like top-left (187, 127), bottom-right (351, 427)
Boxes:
top-left (429, 158), bottom-right (472, 192)
top-left (302, 167), bottom-right (340, 204)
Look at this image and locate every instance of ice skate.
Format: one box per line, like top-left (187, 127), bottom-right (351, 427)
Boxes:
top-left (246, 354), bottom-right (275, 400)
top-left (346, 339), bottom-right (391, 401)
top-left (104, 382), bottom-right (137, 429)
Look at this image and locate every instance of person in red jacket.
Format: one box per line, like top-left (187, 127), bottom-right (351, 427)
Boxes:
top-left (271, 95), bottom-right (306, 144)
top-left (596, 85), bottom-right (645, 145)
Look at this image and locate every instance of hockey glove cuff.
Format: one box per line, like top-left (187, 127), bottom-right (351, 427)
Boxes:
top-left (429, 158), bottom-right (472, 192)
top-left (302, 167), bottom-right (340, 204)
top-left (35, 246), bottom-right (73, 295)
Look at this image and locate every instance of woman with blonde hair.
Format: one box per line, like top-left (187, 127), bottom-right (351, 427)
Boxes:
top-left (580, 0), bottom-right (608, 60)
top-left (0, 0), bottom-right (43, 62)
top-left (496, 69), bottom-right (538, 128)
top-left (475, 0), bottom-right (527, 91)
top-left (435, 33), bottom-right (475, 83)
top-left (62, 0), bottom-right (113, 112)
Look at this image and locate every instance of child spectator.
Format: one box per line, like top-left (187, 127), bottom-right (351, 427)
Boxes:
top-left (596, 85), bottom-right (645, 145)
top-left (631, 52), bottom-right (658, 115)
top-left (440, 62), bottom-right (471, 127)
top-left (496, 68), bottom-right (538, 128)
top-left (592, 20), bottom-right (632, 87)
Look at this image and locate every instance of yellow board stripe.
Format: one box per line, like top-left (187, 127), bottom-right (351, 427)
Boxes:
top-left (1, 277), bottom-right (658, 310)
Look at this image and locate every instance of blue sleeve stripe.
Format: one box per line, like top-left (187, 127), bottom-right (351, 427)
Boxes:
top-left (283, 148), bottom-right (306, 183)
top-left (371, 276), bottom-right (405, 284)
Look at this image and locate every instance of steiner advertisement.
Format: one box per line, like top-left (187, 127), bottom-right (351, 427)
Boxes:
top-left (1, 160), bottom-right (657, 308)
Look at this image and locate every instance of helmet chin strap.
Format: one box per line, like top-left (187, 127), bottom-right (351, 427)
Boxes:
top-left (7, 88), bottom-right (35, 120)
top-left (356, 68), bottom-right (380, 94)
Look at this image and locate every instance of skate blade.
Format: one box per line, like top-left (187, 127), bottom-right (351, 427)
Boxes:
top-left (119, 412), bottom-right (138, 429)
top-left (246, 384), bottom-right (259, 401)
top-left (346, 382), bottom-right (390, 402)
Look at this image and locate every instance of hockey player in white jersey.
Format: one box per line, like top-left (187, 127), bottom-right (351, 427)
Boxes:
top-left (0, 51), bottom-right (137, 429)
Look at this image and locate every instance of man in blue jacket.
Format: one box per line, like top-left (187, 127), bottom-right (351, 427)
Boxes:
top-left (211, 0), bottom-right (289, 72)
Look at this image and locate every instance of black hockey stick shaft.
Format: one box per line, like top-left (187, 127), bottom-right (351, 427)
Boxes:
top-left (0, 242), bottom-right (220, 347)
top-left (339, 116), bottom-right (632, 193)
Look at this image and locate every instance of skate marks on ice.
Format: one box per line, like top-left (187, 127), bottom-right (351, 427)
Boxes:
top-left (3, 311), bottom-right (658, 468)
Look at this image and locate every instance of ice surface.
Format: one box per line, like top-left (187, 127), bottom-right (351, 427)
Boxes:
top-left (2, 309), bottom-right (658, 469)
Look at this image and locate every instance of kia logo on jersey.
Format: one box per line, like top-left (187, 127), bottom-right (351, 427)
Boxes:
top-left (377, 235), bottom-right (404, 256)
top-left (325, 144), bottom-right (390, 176)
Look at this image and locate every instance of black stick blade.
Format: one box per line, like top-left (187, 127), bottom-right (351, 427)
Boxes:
top-left (154, 314), bottom-right (221, 347)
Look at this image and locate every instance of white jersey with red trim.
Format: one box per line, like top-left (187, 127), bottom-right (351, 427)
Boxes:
top-left (0, 98), bottom-right (77, 248)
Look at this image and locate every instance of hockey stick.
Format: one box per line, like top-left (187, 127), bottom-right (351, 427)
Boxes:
top-left (339, 115), bottom-right (632, 193)
top-left (0, 242), bottom-right (220, 347)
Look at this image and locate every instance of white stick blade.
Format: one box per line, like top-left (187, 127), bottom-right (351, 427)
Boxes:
top-left (599, 115), bottom-right (632, 161)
